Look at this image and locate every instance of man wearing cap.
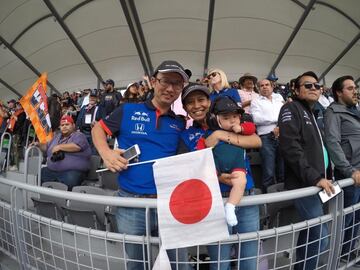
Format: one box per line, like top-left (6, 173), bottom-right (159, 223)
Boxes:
top-left (99, 79), bottom-right (122, 117)
top-left (76, 92), bottom-right (100, 154)
top-left (92, 60), bottom-right (190, 270)
top-left (238, 73), bottom-right (259, 114)
top-left (250, 79), bottom-right (285, 192)
top-left (37, 115), bottom-right (91, 190)
top-left (278, 71), bottom-right (335, 270)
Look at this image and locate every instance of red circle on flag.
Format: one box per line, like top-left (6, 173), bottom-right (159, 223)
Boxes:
top-left (169, 179), bottom-right (212, 224)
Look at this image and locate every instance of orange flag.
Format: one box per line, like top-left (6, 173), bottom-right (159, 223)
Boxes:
top-left (20, 73), bottom-right (53, 144)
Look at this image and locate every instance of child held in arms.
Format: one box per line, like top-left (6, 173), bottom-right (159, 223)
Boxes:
top-left (199, 96), bottom-right (255, 226)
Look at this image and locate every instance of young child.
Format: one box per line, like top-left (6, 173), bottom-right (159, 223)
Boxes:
top-left (206, 96), bottom-right (253, 226)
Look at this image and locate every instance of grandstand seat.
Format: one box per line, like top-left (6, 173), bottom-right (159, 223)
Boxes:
top-left (0, 152), bottom-right (7, 173)
top-left (98, 170), bottom-right (118, 190)
top-left (247, 150), bottom-right (263, 189)
top-left (62, 186), bottom-right (108, 230)
top-left (105, 206), bottom-right (118, 232)
top-left (266, 183), bottom-right (299, 228)
top-left (40, 181), bottom-right (68, 208)
top-left (42, 181), bottom-right (68, 190)
top-left (253, 188), bottom-right (268, 230)
top-left (31, 182), bottom-right (68, 221)
top-left (31, 197), bottom-right (64, 221)
top-left (82, 155), bottom-right (101, 186)
top-left (61, 206), bottom-right (104, 230)
top-left (103, 190), bottom-right (120, 232)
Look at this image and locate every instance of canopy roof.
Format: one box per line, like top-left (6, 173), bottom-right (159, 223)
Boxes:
top-left (0, 0), bottom-right (359, 100)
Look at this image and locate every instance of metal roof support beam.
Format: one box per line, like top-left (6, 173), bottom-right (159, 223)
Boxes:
top-left (268, 0), bottom-right (317, 77)
top-left (119, 0), bottom-right (153, 76)
top-left (12, 0), bottom-right (95, 47)
top-left (317, 1), bottom-right (360, 30)
top-left (0, 36), bottom-right (61, 95)
top-left (203, 0), bottom-right (215, 77)
top-left (43, 0), bottom-right (104, 83)
top-left (62, 0), bottom-right (94, 20)
top-left (11, 14), bottom-right (52, 46)
top-left (128, 0), bottom-right (153, 75)
top-left (0, 78), bottom-right (22, 98)
top-left (290, 0), bottom-right (308, 9)
top-left (319, 32), bottom-right (360, 81)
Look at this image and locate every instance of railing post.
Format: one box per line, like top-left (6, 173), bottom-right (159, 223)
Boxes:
top-left (327, 189), bottom-right (344, 269)
top-left (24, 145), bottom-right (43, 187)
top-left (1, 132), bottom-right (12, 172)
top-left (145, 206), bottom-right (152, 269)
top-left (10, 186), bottom-right (27, 269)
top-left (24, 124), bottom-right (35, 150)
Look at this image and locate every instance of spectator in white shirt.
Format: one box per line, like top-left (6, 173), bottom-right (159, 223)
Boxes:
top-left (250, 79), bottom-right (285, 192)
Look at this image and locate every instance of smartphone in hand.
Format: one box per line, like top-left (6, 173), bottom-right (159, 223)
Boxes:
top-left (318, 181), bottom-right (342, 203)
top-left (122, 144), bottom-right (141, 161)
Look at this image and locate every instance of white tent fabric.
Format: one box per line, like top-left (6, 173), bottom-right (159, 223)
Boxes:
top-left (0, 0), bottom-right (359, 100)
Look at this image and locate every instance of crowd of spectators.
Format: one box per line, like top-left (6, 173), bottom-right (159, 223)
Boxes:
top-left (0, 60), bottom-right (359, 269)
top-left (0, 69), bottom-right (352, 188)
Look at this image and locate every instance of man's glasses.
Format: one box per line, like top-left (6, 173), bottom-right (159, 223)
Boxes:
top-left (156, 78), bottom-right (183, 91)
top-left (301, 82), bottom-right (321, 90)
top-left (207, 72), bottom-right (219, 80)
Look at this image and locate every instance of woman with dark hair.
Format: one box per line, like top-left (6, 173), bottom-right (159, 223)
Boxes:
top-left (121, 82), bottom-right (141, 104)
top-left (179, 83), bottom-right (261, 270)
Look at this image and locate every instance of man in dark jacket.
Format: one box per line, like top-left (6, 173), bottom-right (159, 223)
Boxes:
top-left (76, 92), bottom-right (100, 154)
top-left (324, 75), bottom-right (360, 261)
top-left (99, 79), bottom-right (122, 117)
top-left (278, 71), bottom-right (335, 270)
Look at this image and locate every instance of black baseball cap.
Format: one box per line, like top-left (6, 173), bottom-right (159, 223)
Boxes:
top-left (210, 96), bottom-right (244, 115)
top-left (7, 99), bottom-right (16, 104)
top-left (153, 60), bottom-right (189, 82)
top-left (181, 83), bottom-right (210, 104)
top-left (104, 79), bottom-right (114, 86)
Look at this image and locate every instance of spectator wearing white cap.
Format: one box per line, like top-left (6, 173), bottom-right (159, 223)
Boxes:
top-left (120, 82), bottom-right (141, 104)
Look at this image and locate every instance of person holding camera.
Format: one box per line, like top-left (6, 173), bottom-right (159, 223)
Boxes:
top-left (36, 115), bottom-right (91, 190)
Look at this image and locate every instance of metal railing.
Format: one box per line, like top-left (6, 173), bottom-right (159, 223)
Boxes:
top-left (0, 147), bottom-right (358, 269)
top-left (0, 132), bottom-right (12, 172)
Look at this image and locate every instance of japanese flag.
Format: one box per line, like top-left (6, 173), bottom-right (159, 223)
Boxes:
top-left (153, 148), bottom-right (229, 249)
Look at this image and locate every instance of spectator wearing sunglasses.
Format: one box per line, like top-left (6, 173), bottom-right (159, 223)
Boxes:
top-left (207, 68), bottom-right (242, 107)
top-left (278, 71), bottom-right (334, 270)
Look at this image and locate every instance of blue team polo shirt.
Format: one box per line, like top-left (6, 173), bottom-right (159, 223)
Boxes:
top-left (180, 122), bottom-right (254, 192)
top-left (100, 100), bottom-right (185, 194)
top-left (209, 88), bottom-right (241, 105)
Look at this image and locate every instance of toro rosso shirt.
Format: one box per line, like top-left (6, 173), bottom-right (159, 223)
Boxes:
top-left (99, 100), bottom-right (185, 194)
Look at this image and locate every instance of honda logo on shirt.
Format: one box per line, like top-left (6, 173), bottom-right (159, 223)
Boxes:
top-left (132, 123), bottom-right (147, 135)
top-left (135, 123), bottom-right (145, 131)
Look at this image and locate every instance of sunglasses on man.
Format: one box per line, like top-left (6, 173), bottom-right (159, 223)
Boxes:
top-left (301, 82), bottom-right (321, 90)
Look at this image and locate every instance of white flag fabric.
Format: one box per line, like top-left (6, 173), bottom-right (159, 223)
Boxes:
top-left (153, 148), bottom-right (229, 249)
top-left (152, 245), bottom-right (172, 270)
